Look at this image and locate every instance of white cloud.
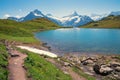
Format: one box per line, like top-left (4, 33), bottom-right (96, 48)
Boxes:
top-left (4, 14), bottom-right (11, 19)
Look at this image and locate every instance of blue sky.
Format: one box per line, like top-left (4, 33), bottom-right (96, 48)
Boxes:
top-left (0, 0), bottom-right (120, 18)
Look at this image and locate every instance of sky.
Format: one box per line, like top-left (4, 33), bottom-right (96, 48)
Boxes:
top-left (0, 0), bottom-right (120, 19)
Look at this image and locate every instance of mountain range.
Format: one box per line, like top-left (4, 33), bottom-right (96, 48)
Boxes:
top-left (7, 9), bottom-right (120, 27)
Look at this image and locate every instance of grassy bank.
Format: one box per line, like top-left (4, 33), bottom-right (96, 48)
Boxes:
top-left (0, 18), bottom-right (62, 80)
top-left (0, 42), bottom-right (8, 80)
top-left (18, 49), bottom-right (72, 80)
top-left (0, 18), bottom-right (60, 43)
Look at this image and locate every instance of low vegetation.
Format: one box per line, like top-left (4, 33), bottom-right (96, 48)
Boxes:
top-left (0, 18), bottom-right (62, 80)
top-left (0, 18), bottom-right (60, 43)
top-left (0, 42), bottom-right (8, 80)
top-left (18, 49), bottom-right (72, 80)
top-left (80, 15), bottom-right (120, 28)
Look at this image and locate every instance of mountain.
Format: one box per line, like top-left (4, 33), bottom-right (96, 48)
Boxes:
top-left (8, 9), bottom-right (45, 22)
top-left (45, 14), bottom-right (62, 26)
top-left (46, 11), bottom-right (93, 27)
top-left (59, 11), bottom-right (93, 27)
top-left (7, 9), bottom-right (93, 27)
top-left (8, 9), bottom-right (120, 27)
top-left (90, 14), bottom-right (108, 21)
top-left (23, 9), bottom-right (45, 21)
top-left (80, 15), bottom-right (120, 28)
top-left (89, 11), bottom-right (120, 21)
top-left (7, 17), bottom-right (24, 22)
top-left (109, 11), bottom-right (120, 16)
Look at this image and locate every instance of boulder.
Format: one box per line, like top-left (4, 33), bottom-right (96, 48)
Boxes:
top-left (82, 59), bottom-right (94, 65)
top-left (99, 65), bottom-right (113, 75)
top-left (93, 64), bottom-right (113, 75)
top-left (110, 62), bottom-right (120, 67)
top-left (93, 64), bottom-right (101, 74)
top-left (115, 66), bottom-right (120, 72)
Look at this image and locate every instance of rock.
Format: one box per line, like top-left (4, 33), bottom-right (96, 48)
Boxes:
top-left (63, 62), bottom-right (72, 67)
top-left (57, 58), bottom-right (60, 61)
top-left (42, 42), bottom-right (47, 46)
top-left (11, 54), bottom-right (19, 57)
top-left (93, 64), bottom-right (101, 74)
top-left (81, 56), bottom-right (87, 61)
top-left (64, 71), bottom-right (69, 74)
top-left (87, 60), bottom-right (94, 64)
top-left (115, 66), bottom-right (120, 72)
top-left (110, 62), bottom-right (120, 67)
top-left (93, 64), bottom-right (113, 75)
top-left (99, 65), bottom-right (113, 75)
top-left (82, 59), bottom-right (94, 65)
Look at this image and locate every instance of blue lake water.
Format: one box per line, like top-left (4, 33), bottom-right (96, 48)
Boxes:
top-left (35, 28), bottom-right (120, 54)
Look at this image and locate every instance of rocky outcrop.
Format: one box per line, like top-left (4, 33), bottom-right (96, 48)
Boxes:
top-left (93, 64), bottom-right (113, 75)
top-left (110, 62), bottom-right (120, 67)
top-left (81, 57), bottom-right (96, 65)
top-left (115, 66), bottom-right (120, 72)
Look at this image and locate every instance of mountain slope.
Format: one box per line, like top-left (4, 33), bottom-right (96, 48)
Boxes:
top-left (7, 10), bottom-right (93, 27)
top-left (61, 11), bottom-right (93, 27)
top-left (80, 15), bottom-right (120, 28)
top-left (23, 9), bottom-right (45, 21)
top-left (89, 14), bottom-right (108, 21)
top-left (0, 18), bottom-right (60, 43)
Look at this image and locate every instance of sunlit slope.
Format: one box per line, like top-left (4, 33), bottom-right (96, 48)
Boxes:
top-left (80, 15), bottom-right (120, 28)
top-left (0, 18), bottom-right (60, 43)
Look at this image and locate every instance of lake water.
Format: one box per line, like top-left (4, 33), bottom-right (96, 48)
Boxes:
top-left (35, 28), bottom-right (120, 54)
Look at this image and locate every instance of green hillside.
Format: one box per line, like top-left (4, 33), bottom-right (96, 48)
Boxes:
top-left (0, 42), bottom-right (8, 80)
top-left (0, 18), bottom-right (60, 43)
top-left (80, 15), bottom-right (120, 28)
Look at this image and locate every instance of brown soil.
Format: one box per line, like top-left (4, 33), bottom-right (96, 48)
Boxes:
top-left (8, 49), bottom-right (27, 80)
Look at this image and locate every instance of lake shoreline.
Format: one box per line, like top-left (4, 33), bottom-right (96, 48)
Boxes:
top-left (35, 28), bottom-right (120, 55)
top-left (17, 42), bottom-right (120, 80)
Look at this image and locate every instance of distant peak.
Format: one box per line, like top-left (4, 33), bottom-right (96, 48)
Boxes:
top-left (32, 9), bottom-right (42, 14)
top-left (33, 9), bottom-right (40, 12)
top-left (71, 11), bottom-right (79, 16)
top-left (62, 11), bottom-right (79, 18)
top-left (29, 9), bottom-right (45, 17)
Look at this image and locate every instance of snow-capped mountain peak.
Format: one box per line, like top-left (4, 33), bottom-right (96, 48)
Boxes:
top-left (54, 11), bottom-right (93, 27)
top-left (90, 13), bottom-right (109, 21)
top-left (32, 9), bottom-right (44, 16)
top-left (70, 11), bottom-right (79, 16)
top-left (63, 11), bottom-right (79, 18)
top-left (22, 9), bottom-right (45, 21)
top-left (7, 9), bottom-right (93, 27)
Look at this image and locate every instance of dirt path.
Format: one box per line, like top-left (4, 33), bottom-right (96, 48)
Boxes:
top-left (8, 49), bottom-right (27, 80)
top-left (46, 58), bottom-right (86, 80)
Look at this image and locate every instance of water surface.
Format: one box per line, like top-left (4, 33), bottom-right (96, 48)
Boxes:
top-left (35, 28), bottom-right (120, 54)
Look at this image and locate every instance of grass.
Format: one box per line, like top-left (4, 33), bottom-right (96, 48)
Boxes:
top-left (0, 42), bottom-right (8, 80)
top-left (0, 18), bottom-right (60, 43)
top-left (17, 49), bottom-right (72, 80)
top-left (80, 15), bottom-right (120, 28)
top-left (72, 67), bottom-right (96, 80)
top-left (0, 18), bottom-right (61, 80)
